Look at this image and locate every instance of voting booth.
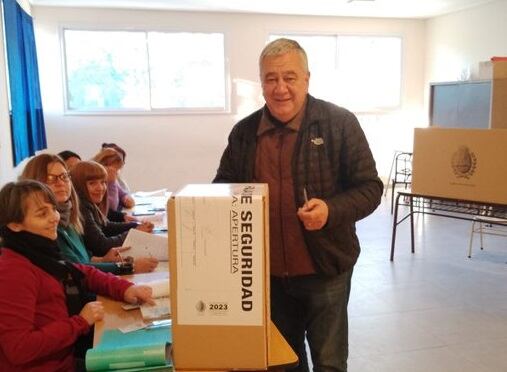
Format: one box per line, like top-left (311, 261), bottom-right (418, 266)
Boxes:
top-left (412, 127), bottom-right (507, 204)
top-left (168, 184), bottom-right (271, 370)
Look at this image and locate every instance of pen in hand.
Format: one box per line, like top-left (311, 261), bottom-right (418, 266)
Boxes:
top-left (116, 248), bottom-right (125, 264)
top-left (303, 187), bottom-right (309, 208)
top-left (302, 187), bottom-right (317, 213)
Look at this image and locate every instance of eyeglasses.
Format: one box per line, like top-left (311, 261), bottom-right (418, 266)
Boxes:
top-left (47, 172), bottom-right (71, 184)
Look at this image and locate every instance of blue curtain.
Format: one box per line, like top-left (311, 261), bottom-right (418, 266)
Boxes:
top-left (3, 0), bottom-right (46, 165)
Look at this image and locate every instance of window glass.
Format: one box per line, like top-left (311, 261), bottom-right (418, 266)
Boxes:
top-left (148, 32), bottom-right (225, 109)
top-left (269, 34), bottom-right (402, 112)
top-left (337, 35), bottom-right (401, 111)
top-left (64, 30), bottom-right (149, 110)
top-left (63, 29), bottom-right (226, 112)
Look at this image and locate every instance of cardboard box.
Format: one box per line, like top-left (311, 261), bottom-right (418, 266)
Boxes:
top-left (475, 60), bottom-right (492, 80)
top-left (470, 60), bottom-right (507, 129)
top-left (474, 60), bottom-right (507, 80)
top-left (168, 184), bottom-right (270, 370)
top-left (412, 128), bottom-right (507, 204)
top-left (493, 60), bottom-right (507, 79)
top-left (490, 61), bottom-right (507, 129)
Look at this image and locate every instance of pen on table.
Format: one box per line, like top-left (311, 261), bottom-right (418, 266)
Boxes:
top-left (148, 207), bottom-right (166, 212)
top-left (146, 319), bottom-right (172, 329)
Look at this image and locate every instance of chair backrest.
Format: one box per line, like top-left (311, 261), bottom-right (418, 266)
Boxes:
top-left (393, 152), bottom-right (413, 183)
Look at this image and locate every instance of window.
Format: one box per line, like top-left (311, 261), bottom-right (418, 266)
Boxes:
top-left (269, 34), bottom-right (402, 113)
top-left (63, 29), bottom-right (226, 113)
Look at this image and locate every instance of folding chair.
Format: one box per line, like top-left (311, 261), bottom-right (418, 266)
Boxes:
top-left (468, 216), bottom-right (507, 258)
top-left (389, 151), bottom-right (413, 214)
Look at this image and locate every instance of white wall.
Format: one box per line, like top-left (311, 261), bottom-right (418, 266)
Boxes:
top-left (3, 2), bottom-right (504, 191)
top-left (17, 0), bottom-right (30, 14)
top-left (31, 6), bottom-right (426, 191)
top-left (425, 0), bottom-right (507, 86)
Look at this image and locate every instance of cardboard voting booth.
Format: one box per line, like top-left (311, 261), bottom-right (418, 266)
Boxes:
top-left (490, 60), bottom-right (507, 129)
top-left (474, 60), bottom-right (507, 129)
top-left (168, 184), bottom-right (270, 370)
top-left (412, 128), bottom-right (507, 204)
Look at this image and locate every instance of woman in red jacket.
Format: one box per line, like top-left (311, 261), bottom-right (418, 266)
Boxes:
top-left (0, 180), bottom-right (155, 371)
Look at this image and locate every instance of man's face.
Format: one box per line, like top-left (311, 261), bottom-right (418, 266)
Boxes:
top-left (261, 51), bottom-right (310, 123)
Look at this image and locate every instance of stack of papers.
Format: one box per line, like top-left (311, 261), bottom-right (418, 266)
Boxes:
top-left (140, 278), bottom-right (171, 320)
top-left (129, 189), bottom-right (171, 232)
top-left (133, 189), bottom-right (169, 198)
top-left (141, 297), bottom-right (171, 321)
top-left (122, 229), bottom-right (168, 261)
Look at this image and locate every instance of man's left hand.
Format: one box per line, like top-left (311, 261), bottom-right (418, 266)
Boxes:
top-left (297, 198), bottom-right (329, 231)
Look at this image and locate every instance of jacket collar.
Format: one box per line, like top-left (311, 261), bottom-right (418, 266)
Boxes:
top-left (300, 94), bottom-right (323, 128)
top-left (257, 96), bottom-right (308, 136)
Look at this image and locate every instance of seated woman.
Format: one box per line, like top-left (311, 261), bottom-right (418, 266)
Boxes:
top-left (70, 161), bottom-right (156, 264)
top-left (93, 148), bottom-right (134, 212)
top-left (0, 180), bottom-right (155, 371)
top-left (20, 153), bottom-right (155, 274)
top-left (58, 150), bottom-right (81, 170)
top-left (101, 142), bottom-right (130, 193)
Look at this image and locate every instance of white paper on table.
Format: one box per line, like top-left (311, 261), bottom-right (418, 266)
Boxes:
top-left (133, 189), bottom-right (168, 198)
top-left (140, 297), bottom-right (171, 320)
top-left (122, 229), bottom-right (168, 261)
top-left (143, 278), bottom-right (170, 298)
top-left (134, 277), bottom-right (171, 321)
top-left (132, 196), bottom-right (170, 210)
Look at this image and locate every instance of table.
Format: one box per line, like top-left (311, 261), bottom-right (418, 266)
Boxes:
top-left (127, 190), bottom-right (171, 232)
top-left (390, 191), bottom-right (507, 261)
top-left (94, 267), bottom-right (298, 371)
top-left (93, 266), bottom-right (169, 346)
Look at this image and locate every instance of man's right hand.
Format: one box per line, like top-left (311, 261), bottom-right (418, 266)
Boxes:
top-left (297, 198), bottom-right (329, 231)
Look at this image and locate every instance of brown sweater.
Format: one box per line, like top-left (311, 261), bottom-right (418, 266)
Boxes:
top-left (254, 109), bottom-right (315, 277)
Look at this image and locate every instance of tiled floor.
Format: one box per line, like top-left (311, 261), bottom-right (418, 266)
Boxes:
top-left (345, 197), bottom-right (507, 371)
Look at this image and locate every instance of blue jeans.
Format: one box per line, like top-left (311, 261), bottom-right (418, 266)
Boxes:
top-left (270, 270), bottom-right (353, 372)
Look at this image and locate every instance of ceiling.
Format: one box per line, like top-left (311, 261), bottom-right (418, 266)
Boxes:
top-left (29, 0), bottom-right (496, 19)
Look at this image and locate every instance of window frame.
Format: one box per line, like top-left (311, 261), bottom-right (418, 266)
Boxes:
top-left (60, 26), bottom-right (231, 115)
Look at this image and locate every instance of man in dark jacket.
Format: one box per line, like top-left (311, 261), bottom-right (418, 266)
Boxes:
top-left (214, 38), bottom-right (383, 372)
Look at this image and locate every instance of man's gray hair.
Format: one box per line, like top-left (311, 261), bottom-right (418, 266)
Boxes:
top-left (259, 38), bottom-right (309, 73)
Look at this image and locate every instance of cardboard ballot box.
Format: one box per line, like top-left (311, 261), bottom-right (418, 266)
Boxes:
top-left (490, 60), bottom-right (507, 129)
top-left (168, 184), bottom-right (270, 370)
top-left (412, 128), bottom-right (507, 204)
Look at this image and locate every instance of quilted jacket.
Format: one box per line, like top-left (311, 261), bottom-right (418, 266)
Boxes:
top-left (214, 95), bottom-right (383, 275)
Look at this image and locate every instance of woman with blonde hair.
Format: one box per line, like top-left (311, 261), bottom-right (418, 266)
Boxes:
top-left (93, 147), bottom-right (134, 212)
top-left (101, 142), bottom-right (130, 192)
top-left (70, 161), bottom-right (157, 272)
top-left (20, 153), bottom-right (133, 274)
